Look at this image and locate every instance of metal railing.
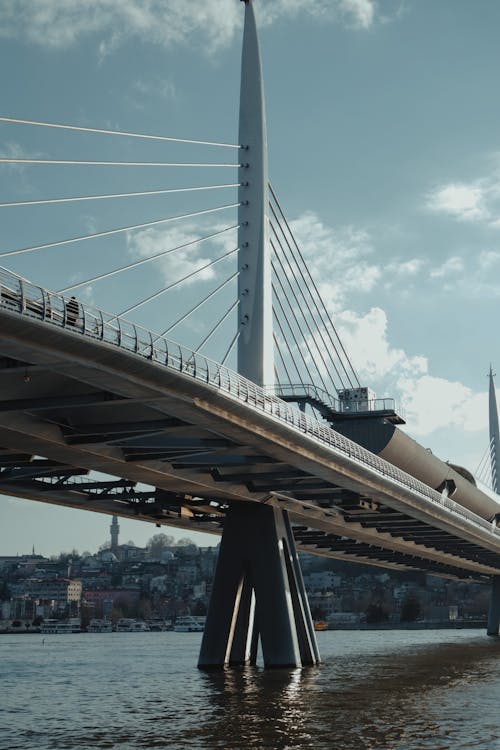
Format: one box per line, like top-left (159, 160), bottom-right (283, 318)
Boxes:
top-left (271, 383), bottom-right (399, 415)
top-left (1, 267), bottom-right (500, 544)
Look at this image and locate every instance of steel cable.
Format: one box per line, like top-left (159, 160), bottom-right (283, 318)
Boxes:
top-left (57, 225), bottom-right (239, 294)
top-left (271, 256), bottom-right (330, 393)
top-left (118, 247), bottom-right (238, 318)
top-left (269, 184), bottom-right (360, 388)
top-left (0, 204), bottom-right (240, 259)
top-left (271, 235), bottom-right (340, 394)
top-left (0, 115), bottom-right (241, 149)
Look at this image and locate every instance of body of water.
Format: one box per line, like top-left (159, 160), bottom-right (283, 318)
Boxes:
top-left (1, 629), bottom-right (500, 749)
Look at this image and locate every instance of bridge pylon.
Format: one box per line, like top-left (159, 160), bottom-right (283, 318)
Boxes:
top-left (487, 577), bottom-right (500, 636)
top-left (198, 502), bottom-right (320, 668)
top-left (489, 365), bottom-right (500, 493)
top-left (487, 368), bottom-right (500, 636)
top-left (237, 0), bottom-right (273, 388)
top-left (198, 0), bottom-right (319, 671)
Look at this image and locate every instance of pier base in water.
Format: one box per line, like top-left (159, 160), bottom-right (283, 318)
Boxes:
top-left (198, 502), bottom-right (320, 669)
top-left (487, 576), bottom-right (500, 636)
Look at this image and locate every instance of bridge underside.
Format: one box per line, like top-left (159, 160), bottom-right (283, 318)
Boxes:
top-left (1, 310), bottom-right (500, 584)
top-left (1, 442), bottom-right (498, 581)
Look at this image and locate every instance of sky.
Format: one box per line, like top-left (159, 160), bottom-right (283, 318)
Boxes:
top-left (1, 0), bottom-right (500, 556)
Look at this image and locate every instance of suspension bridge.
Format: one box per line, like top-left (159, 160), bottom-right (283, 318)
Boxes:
top-left (1, 0), bottom-right (500, 668)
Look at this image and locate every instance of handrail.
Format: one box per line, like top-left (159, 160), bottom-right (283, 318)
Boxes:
top-left (271, 382), bottom-right (399, 415)
top-left (0, 266), bottom-right (499, 542)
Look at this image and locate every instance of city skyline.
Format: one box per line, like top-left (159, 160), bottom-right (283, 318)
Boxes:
top-left (1, 0), bottom-right (500, 554)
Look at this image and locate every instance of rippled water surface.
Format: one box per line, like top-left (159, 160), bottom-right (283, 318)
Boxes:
top-left (2, 629), bottom-right (500, 749)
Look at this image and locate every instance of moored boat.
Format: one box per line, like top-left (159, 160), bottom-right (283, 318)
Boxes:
top-left (40, 618), bottom-right (81, 634)
top-left (115, 618), bottom-right (150, 632)
top-left (314, 621), bottom-right (328, 631)
top-left (173, 616), bottom-right (205, 632)
top-left (87, 618), bottom-right (113, 633)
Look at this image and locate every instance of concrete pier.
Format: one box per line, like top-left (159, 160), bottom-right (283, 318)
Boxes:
top-left (198, 502), bottom-right (320, 669)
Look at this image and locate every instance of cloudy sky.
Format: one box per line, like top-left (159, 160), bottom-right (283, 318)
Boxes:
top-left (1, 0), bottom-right (500, 556)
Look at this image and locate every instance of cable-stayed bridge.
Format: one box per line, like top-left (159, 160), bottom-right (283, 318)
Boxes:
top-left (1, 0), bottom-right (500, 668)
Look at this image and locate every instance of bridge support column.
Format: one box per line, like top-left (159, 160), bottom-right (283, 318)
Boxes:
top-left (198, 502), bottom-right (320, 669)
top-left (487, 576), bottom-right (500, 636)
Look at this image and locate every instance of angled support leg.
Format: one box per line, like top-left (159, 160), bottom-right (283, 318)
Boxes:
top-left (487, 576), bottom-right (500, 636)
top-left (198, 502), bottom-right (320, 669)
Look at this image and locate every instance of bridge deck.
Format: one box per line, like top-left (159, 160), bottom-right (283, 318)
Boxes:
top-left (1, 269), bottom-right (500, 581)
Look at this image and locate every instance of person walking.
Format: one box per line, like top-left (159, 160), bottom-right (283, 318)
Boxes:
top-left (66, 296), bottom-right (79, 327)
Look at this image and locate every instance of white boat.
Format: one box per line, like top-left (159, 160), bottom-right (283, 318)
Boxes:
top-left (87, 618), bottom-right (113, 633)
top-left (40, 618), bottom-right (81, 634)
top-left (115, 618), bottom-right (150, 632)
top-left (174, 616), bottom-right (206, 632)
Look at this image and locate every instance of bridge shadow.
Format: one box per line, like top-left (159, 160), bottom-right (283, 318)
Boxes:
top-left (186, 633), bottom-right (500, 750)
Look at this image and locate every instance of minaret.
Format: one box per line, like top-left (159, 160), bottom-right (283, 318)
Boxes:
top-left (489, 366), bottom-right (500, 494)
top-left (110, 515), bottom-right (120, 552)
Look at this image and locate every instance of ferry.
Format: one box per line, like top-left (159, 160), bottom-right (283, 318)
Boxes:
top-left (40, 618), bottom-right (81, 634)
top-left (174, 616), bottom-right (206, 632)
top-left (313, 621), bottom-right (328, 631)
top-left (115, 618), bottom-right (150, 632)
top-left (87, 618), bottom-right (113, 633)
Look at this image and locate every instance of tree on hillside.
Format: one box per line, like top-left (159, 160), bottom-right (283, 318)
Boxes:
top-left (147, 533), bottom-right (176, 558)
top-left (365, 603), bottom-right (389, 624)
top-left (400, 593), bottom-right (421, 622)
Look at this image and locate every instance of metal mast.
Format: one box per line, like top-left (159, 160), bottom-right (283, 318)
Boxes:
top-left (237, 0), bottom-right (273, 387)
top-left (489, 365), bottom-right (500, 493)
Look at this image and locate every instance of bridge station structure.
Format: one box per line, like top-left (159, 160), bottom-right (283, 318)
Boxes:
top-left (1, 0), bottom-right (500, 668)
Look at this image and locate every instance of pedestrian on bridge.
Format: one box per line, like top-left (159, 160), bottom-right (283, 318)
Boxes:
top-left (66, 296), bottom-right (79, 327)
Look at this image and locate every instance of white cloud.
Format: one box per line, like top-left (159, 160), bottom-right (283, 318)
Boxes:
top-left (126, 222), bottom-right (236, 287)
top-left (424, 160), bottom-right (500, 227)
top-left (334, 306), bottom-right (490, 441)
top-left (426, 182), bottom-right (488, 222)
top-left (424, 250), bottom-right (500, 296)
top-left (386, 258), bottom-right (425, 276)
top-left (132, 76), bottom-right (176, 101)
top-left (396, 374), bottom-right (487, 436)
top-left (336, 307), bottom-right (427, 382)
top-left (339, 0), bottom-right (375, 28)
top-left (479, 250), bottom-right (500, 270)
top-left (0, 141), bottom-right (42, 175)
top-left (287, 211), bottom-right (381, 307)
top-left (266, 0), bottom-right (377, 29)
top-left (125, 76), bottom-right (177, 111)
top-left (0, 0), bottom-right (385, 53)
top-left (279, 209), bottom-right (494, 449)
top-left (429, 255), bottom-right (464, 278)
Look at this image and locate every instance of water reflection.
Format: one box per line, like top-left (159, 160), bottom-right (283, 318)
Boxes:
top-left (190, 634), bottom-right (500, 750)
top-left (198, 666), bottom-right (319, 750)
top-left (3, 631), bottom-right (500, 750)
